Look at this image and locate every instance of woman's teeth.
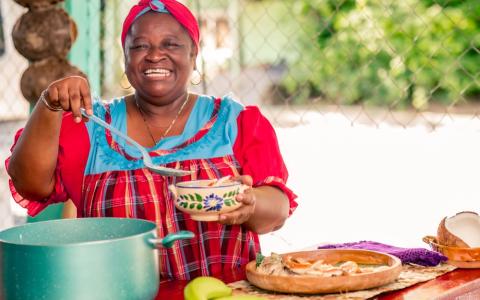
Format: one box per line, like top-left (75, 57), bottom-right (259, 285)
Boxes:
top-left (144, 69), bottom-right (171, 78)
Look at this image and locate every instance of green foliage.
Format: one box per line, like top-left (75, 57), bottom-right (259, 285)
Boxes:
top-left (255, 252), bottom-right (265, 267)
top-left (242, 1), bottom-right (304, 65)
top-left (281, 0), bottom-right (480, 108)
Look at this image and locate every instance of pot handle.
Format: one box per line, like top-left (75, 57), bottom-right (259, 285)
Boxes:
top-left (149, 230), bottom-right (194, 249)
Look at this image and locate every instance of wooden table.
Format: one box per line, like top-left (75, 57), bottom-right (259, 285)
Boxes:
top-left (156, 267), bottom-right (480, 300)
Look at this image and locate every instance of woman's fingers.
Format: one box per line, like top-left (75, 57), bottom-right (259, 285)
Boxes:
top-left (44, 76), bottom-right (92, 121)
top-left (69, 89), bottom-right (82, 123)
top-left (232, 174), bottom-right (253, 186)
top-left (79, 81), bottom-right (93, 115)
top-left (220, 204), bottom-right (254, 225)
top-left (244, 175), bottom-right (253, 186)
top-left (46, 86), bottom-right (59, 106)
top-left (57, 85), bottom-right (70, 111)
top-left (219, 208), bottom-right (248, 225)
top-left (236, 189), bottom-right (255, 205)
top-left (218, 187), bottom-right (256, 225)
top-left (217, 174), bottom-right (256, 225)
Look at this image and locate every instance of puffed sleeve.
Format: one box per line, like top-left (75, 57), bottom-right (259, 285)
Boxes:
top-left (4, 113), bottom-right (88, 217)
top-left (233, 105), bottom-right (298, 215)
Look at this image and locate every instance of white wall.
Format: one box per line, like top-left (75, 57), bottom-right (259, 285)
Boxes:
top-left (260, 110), bottom-right (480, 254)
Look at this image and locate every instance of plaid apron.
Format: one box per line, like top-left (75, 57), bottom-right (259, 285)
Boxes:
top-left (81, 98), bottom-right (260, 280)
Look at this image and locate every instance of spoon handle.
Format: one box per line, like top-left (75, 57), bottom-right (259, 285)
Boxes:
top-left (80, 108), bottom-right (150, 160)
top-left (209, 175), bottom-right (232, 187)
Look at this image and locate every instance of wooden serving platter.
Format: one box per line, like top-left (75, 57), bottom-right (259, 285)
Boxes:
top-left (246, 249), bottom-right (402, 294)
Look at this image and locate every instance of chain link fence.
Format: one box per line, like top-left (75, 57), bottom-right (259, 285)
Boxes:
top-left (0, 0), bottom-right (479, 249)
top-left (1, 0), bottom-right (478, 124)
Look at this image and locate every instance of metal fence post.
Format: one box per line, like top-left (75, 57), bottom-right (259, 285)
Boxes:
top-left (64, 0), bottom-right (101, 94)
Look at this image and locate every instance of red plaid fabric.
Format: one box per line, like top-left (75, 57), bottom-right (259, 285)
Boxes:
top-left (83, 159), bottom-right (258, 279)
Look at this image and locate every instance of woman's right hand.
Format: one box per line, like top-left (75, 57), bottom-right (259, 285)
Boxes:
top-left (44, 76), bottom-right (93, 123)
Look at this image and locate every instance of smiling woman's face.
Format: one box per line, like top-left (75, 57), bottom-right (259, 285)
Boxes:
top-left (124, 12), bottom-right (196, 102)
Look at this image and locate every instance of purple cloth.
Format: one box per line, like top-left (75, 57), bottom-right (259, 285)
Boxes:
top-left (318, 241), bottom-right (447, 267)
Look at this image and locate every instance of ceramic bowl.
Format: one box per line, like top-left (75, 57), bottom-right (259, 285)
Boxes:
top-left (169, 179), bottom-right (247, 221)
top-left (423, 235), bottom-right (480, 268)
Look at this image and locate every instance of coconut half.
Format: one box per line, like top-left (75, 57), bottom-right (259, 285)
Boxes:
top-left (437, 211), bottom-right (480, 248)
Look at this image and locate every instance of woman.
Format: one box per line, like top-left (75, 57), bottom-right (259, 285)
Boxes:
top-left (6, 0), bottom-right (297, 280)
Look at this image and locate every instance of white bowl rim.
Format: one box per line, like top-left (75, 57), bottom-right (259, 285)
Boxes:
top-left (175, 179), bottom-right (241, 188)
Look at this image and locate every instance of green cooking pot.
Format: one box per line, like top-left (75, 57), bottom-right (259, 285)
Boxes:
top-left (0, 217), bottom-right (194, 300)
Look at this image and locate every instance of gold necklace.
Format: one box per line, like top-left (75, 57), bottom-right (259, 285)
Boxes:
top-left (136, 92), bottom-right (190, 145)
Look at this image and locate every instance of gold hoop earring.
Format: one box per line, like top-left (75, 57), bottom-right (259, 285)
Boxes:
top-left (120, 72), bottom-right (132, 90)
top-left (190, 69), bottom-right (202, 85)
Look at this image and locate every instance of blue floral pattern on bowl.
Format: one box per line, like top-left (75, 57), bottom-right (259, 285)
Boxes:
top-left (176, 188), bottom-right (239, 212)
top-left (170, 180), bottom-right (246, 221)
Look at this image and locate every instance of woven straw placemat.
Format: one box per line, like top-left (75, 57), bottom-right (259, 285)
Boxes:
top-left (228, 264), bottom-right (456, 300)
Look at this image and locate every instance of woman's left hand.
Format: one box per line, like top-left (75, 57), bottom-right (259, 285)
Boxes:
top-left (218, 175), bottom-right (256, 225)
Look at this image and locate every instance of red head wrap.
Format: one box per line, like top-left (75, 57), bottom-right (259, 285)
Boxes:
top-left (121, 0), bottom-right (200, 51)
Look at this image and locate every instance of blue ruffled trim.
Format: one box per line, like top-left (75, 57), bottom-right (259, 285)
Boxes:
top-left (151, 98), bottom-right (237, 165)
top-left (85, 95), bottom-right (244, 175)
top-left (85, 99), bottom-right (143, 172)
